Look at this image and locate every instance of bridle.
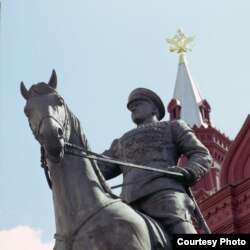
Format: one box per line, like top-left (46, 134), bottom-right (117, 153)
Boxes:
top-left (33, 98), bottom-right (70, 143)
top-left (34, 99), bottom-right (70, 189)
top-left (36, 115), bottom-right (65, 141)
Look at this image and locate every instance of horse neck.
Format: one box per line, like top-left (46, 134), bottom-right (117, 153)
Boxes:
top-left (49, 112), bottom-right (113, 235)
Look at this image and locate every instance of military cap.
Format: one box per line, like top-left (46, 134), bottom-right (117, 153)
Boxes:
top-left (127, 87), bottom-right (165, 120)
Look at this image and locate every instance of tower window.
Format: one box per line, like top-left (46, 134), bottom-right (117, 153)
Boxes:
top-left (172, 106), bottom-right (181, 119)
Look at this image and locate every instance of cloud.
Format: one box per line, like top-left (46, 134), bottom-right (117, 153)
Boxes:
top-left (0, 226), bottom-right (54, 250)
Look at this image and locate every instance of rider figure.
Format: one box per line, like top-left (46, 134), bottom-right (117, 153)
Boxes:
top-left (98, 87), bottom-right (213, 235)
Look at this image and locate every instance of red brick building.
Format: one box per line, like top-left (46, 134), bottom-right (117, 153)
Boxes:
top-left (198, 116), bottom-right (250, 233)
top-left (166, 30), bottom-right (250, 233)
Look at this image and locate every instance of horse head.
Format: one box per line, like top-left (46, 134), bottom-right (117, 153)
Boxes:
top-left (20, 70), bottom-right (70, 163)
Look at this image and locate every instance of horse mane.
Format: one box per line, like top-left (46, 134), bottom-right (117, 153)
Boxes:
top-left (67, 106), bottom-right (91, 151)
top-left (67, 107), bottom-right (118, 199)
top-left (27, 82), bottom-right (57, 99)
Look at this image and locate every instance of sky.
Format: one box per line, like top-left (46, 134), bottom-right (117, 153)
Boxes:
top-left (1, 0), bottom-right (250, 248)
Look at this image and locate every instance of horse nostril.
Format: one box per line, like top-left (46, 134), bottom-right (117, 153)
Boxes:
top-left (58, 128), bottom-right (63, 137)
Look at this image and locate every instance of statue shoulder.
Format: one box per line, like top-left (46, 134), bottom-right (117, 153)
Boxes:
top-left (102, 138), bottom-right (119, 158)
top-left (168, 119), bottom-right (192, 131)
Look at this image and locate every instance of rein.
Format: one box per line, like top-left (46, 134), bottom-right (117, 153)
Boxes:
top-left (64, 142), bottom-right (183, 178)
top-left (40, 142), bottom-right (183, 190)
top-left (40, 147), bottom-right (53, 189)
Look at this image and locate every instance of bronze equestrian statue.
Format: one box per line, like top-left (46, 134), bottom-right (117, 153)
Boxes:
top-left (98, 87), bottom-right (213, 235)
top-left (20, 70), bottom-right (174, 250)
top-left (20, 70), bottom-right (212, 249)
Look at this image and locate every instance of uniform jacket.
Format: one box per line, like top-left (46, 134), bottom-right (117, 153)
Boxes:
top-left (98, 119), bottom-right (213, 204)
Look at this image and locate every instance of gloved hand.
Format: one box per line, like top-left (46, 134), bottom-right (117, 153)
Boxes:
top-left (166, 166), bottom-right (194, 186)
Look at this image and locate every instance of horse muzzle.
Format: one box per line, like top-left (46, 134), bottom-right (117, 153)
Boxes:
top-left (42, 138), bottom-right (65, 163)
top-left (38, 117), bottom-right (66, 163)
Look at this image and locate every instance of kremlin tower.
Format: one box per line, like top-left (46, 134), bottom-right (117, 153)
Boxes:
top-left (166, 30), bottom-right (250, 233)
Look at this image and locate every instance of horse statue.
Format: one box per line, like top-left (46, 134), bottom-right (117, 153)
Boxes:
top-left (20, 70), bottom-right (171, 250)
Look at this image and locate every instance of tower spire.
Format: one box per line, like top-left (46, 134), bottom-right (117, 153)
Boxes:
top-left (166, 29), bottom-right (212, 128)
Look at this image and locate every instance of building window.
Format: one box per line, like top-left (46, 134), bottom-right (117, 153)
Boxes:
top-left (171, 106), bottom-right (181, 120)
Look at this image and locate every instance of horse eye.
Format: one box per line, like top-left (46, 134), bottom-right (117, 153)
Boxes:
top-left (57, 97), bottom-right (64, 106)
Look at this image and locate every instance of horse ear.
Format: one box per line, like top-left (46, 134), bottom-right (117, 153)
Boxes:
top-left (20, 81), bottom-right (29, 100)
top-left (48, 69), bottom-right (57, 89)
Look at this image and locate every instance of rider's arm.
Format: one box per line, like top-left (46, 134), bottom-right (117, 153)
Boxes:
top-left (171, 119), bottom-right (213, 186)
top-left (98, 139), bottom-right (122, 180)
